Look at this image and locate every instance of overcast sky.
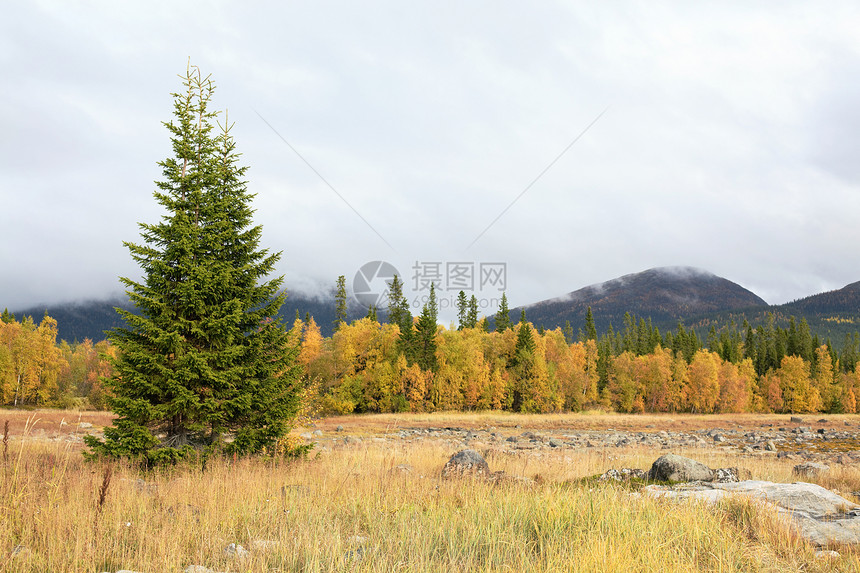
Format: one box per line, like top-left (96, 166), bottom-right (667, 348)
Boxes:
top-left (3, 1), bottom-right (860, 324)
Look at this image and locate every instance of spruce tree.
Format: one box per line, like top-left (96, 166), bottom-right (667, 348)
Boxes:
top-left (495, 292), bottom-right (512, 332)
top-left (584, 306), bottom-right (597, 341)
top-left (86, 64), bottom-right (300, 464)
top-left (415, 283), bottom-right (439, 371)
top-left (510, 310), bottom-right (536, 411)
top-left (456, 291), bottom-right (468, 330)
top-left (386, 275), bottom-right (408, 328)
top-left (467, 295), bottom-right (479, 329)
top-left (386, 275), bottom-right (415, 361)
top-left (334, 275), bottom-right (348, 330)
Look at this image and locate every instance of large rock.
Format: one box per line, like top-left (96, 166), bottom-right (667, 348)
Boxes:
top-left (441, 449), bottom-right (490, 479)
top-left (648, 454), bottom-right (714, 482)
top-left (644, 480), bottom-right (860, 546)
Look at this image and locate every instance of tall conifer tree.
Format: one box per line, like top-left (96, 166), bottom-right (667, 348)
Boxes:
top-left (495, 293), bottom-right (512, 332)
top-left (415, 283), bottom-right (439, 371)
top-left (334, 275), bottom-right (348, 330)
top-left (456, 291), bottom-right (468, 330)
top-left (86, 64), bottom-right (300, 463)
top-left (467, 295), bottom-right (479, 329)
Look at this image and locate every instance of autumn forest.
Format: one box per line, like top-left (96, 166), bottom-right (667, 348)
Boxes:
top-left (3, 295), bottom-right (860, 416)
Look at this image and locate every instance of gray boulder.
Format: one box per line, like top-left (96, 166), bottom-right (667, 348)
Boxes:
top-left (648, 454), bottom-right (714, 482)
top-left (441, 449), bottom-right (490, 479)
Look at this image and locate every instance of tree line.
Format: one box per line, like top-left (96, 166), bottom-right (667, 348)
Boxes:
top-left (3, 288), bottom-right (859, 417)
top-left (294, 284), bottom-right (860, 415)
top-left (0, 310), bottom-right (114, 408)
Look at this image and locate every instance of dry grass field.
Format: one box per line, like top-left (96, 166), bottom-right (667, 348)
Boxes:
top-left (2, 410), bottom-right (860, 572)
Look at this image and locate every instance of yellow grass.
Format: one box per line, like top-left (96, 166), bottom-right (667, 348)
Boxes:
top-left (2, 412), bottom-right (860, 572)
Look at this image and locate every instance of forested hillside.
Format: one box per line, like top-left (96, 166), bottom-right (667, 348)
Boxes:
top-left (11, 291), bottom-right (368, 343)
top-left (517, 266), bottom-right (768, 334)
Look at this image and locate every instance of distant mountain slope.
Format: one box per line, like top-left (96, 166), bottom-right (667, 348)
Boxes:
top-left (519, 267), bottom-right (768, 334)
top-left (779, 281), bottom-right (860, 315)
top-left (690, 281), bottom-right (860, 345)
top-left (12, 291), bottom-right (359, 343)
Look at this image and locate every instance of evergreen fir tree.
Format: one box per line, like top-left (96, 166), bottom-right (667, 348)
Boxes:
top-left (467, 295), bottom-right (479, 329)
top-left (584, 306), bottom-right (597, 341)
top-left (86, 64), bottom-right (301, 464)
top-left (386, 275), bottom-right (407, 327)
top-left (334, 275), bottom-right (347, 330)
top-left (495, 293), bottom-right (512, 332)
top-left (510, 310), bottom-right (536, 411)
top-left (456, 290), bottom-right (468, 330)
top-left (415, 283), bottom-right (438, 371)
top-left (386, 275), bottom-right (415, 360)
top-left (0, 308), bottom-right (14, 324)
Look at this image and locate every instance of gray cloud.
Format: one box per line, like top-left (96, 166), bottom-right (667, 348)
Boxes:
top-left (3, 1), bottom-right (860, 324)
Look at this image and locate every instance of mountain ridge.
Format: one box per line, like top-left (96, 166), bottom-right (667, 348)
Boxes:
top-left (519, 266), bottom-right (769, 334)
top-left (9, 267), bottom-right (859, 346)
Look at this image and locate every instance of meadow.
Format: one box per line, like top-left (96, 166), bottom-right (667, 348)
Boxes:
top-left (2, 410), bottom-right (860, 572)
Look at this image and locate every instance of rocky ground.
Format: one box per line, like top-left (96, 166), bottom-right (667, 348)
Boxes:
top-left (6, 410), bottom-right (860, 467)
top-left (304, 415), bottom-right (860, 467)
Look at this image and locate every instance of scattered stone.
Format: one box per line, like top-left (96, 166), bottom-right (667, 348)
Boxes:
top-left (78, 422), bottom-right (93, 429)
top-left (184, 566), bottom-right (215, 573)
top-left (814, 550), bottom-right (840, 559)
top-left (441, 449), bottom-right (490, 479)
top-left (765, 441), bottom-right (777, 452)
top-left (345, 547), bottom-right (366, 561)
top-left (599, 468), bottom-right (647, 482)
top-left (548, 438), bottom-right (563, 448)
top-left (489, 471), bottom-right (536, 486)
top-left (313, 429), bottom-right (323, 437)
top-left (793, 462), bottom-right (830, 479)
top-left (790, 416), bottom-right (804, 423)
top-left (713, 467), bottom-right (752, 483)
top-left (648, 454), bottom-right (714, 483)
top-left (224, 543), bottom-right (249, 558)
top-left (134, 478), bottom-right (157, 494)
top-left (336, 425), bottom-right (344, 432)
top-left (250, 539), bottom-right (278, 551)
